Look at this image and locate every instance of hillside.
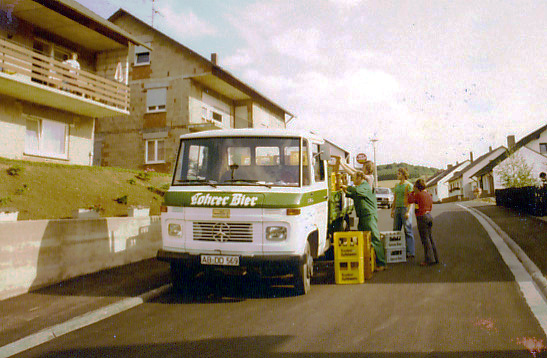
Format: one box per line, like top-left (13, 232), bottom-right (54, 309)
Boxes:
top-left (0, 157), bottom-right (171, 220)
top-left (377, 163), bottom-right (440, 181)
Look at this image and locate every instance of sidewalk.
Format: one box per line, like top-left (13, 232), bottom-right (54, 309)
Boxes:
top-left (2, 202), bottom-right (547, 357)
top-left (466, 200), bottom-right (547, 277)
top-left (0, 259), bottom-right (170, 349)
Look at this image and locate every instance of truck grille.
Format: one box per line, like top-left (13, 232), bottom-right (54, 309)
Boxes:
top-left (193, 222), bottom-right (253, 242)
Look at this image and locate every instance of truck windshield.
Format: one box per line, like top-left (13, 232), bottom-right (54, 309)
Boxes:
top-left (173, 137), bottom-right (302, 187)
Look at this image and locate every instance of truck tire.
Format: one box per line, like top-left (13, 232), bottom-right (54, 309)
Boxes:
top-left (294, 241), bottom-right (313, 295)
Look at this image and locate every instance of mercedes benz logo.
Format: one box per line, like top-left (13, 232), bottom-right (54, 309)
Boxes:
top-left (212, 223), bottom-right (231, 242)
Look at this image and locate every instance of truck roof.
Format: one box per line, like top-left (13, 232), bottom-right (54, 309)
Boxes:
top-left (179, 128), bottom-right (324, 142)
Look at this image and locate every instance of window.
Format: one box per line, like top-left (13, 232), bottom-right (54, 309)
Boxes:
top-left (285, 147), bottom-right (300, 165)
top-left (540, 143), bottom-right (547, 154)
top-left (227, 147), bottom-right (251, 166)
top-left (146, 88), bottom-right (166, 113)
top-left (134, 44), bottom-right (150, 66)
top-left (25, 117), bottom-right (68, 159)
top-left (186, 144), bottom-right (209, 180)
top-left (212, 111), bottom-right (222, 123)
top-left (302, 140), bottom-right (311, 185)
top-left (146, 139), bottom-right (165, 164)
top-left (312, 144), bottom-right (325, 182)
top-left (256, 147), bottom-right (280, 166)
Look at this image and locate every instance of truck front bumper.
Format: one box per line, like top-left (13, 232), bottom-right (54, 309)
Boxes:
top-left (157, 249), bottom-right (304, 275)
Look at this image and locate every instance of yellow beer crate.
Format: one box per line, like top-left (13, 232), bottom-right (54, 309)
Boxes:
top-left (363, 245), bottom-right (375, 280)
top-left (335, 258), bottom-right (365, 284)
top-left (333, 231), bottom-right (371, 260)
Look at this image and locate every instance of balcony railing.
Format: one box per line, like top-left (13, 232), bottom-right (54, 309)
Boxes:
top-left (0, 38), bottom-right (129, 112)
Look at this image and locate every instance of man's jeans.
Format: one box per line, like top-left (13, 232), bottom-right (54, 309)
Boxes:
top-left (393, 206), bottom-right (415, 256)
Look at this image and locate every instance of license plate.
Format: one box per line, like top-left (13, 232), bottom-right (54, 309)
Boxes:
top-left (201, 255), bottom-right (240, 266)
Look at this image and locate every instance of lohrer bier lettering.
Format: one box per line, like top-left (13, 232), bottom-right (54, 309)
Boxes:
top-left (190, 193), bottom-right (258, 207)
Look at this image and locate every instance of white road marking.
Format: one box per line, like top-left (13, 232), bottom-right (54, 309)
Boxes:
top-left (0, 285), bottom-right (171, 358)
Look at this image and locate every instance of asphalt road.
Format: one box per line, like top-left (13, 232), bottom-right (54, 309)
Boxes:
top-left (11, 203), bottom-right (547, 357)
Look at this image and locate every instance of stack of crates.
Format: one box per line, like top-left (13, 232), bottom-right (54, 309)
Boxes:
top-left (381, 230), bottom-right (406, 263)
top-left (333, 231), bottom-right (373, 284)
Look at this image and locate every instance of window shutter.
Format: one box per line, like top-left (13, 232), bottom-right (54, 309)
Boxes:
top-left (146, 88), bottom-right (166, 108)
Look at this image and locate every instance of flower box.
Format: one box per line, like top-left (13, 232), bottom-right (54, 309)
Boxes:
top-left (0, 208), bottom-right (18, 222)
top-left (128, 206), bottom-right (150, 217)
top-left (72, 208), bottom-right (100, 219)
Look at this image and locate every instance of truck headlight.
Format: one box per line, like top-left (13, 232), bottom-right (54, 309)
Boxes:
top-left (266, 226), bottom-right (287, 241)
top-left (168, 223), bottom-right (182, 237)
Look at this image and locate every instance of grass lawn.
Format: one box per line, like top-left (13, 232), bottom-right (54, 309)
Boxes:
top-left (0, 157), bottom-right (171, 220)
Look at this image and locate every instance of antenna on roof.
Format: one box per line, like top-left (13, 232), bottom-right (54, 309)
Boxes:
top-left (151, 0), bottom-right (164, 28)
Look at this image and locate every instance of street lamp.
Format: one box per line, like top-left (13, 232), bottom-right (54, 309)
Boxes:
top-left (370, 137), bottom-right (379, 188)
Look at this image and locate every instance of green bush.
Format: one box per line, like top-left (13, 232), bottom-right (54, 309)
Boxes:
top-left (115, 195), bottom-right (128, 205)
top-left (0, 196), bottom-right (11, 205)
top-left (7, 166), bottom-right (22, 176)
top-left (136, 168), bottom-right (155, 181)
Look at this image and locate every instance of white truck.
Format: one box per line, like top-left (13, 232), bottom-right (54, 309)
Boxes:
top-left (157, 128), bottom-right (353, 295)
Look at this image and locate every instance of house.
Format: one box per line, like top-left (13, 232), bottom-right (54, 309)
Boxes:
top-left (446, 146), bottom-right (506, 200)
top-left (95, 9), bottom-right (294, 173)
top-left (425, 161), bottom-right (469, 203)
top-left (471, 127), bottom-right (547, 193)
top-left (0, 0), bottom-right (146, 165)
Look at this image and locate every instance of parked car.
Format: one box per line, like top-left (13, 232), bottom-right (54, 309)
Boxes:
top-left (375, 187), bottom-right (394, 208)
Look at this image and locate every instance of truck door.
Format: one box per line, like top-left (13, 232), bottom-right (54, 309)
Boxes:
top-left (311, 143), bottom-right (328, 254)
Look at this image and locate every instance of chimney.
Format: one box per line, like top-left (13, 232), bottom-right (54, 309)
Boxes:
top-left (489, 146), bottom-right (493, 152)
top-left (211, 53), bottom-right (218, 65)
top-left (507, 135), bottom-right (516, 149)
top-left (447, 164), bottom-right (453, 170)
top-left (470, 152), bottom-right (474, 162)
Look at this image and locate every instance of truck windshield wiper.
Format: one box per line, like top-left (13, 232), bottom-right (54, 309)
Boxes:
top-left (222, 179), bottom-right (272, 188)
top-left (175, 179), bottom-right (217, 188)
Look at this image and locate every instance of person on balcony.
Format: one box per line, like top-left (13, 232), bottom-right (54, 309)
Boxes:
top-left (62, 52), bottom-right (80, 93)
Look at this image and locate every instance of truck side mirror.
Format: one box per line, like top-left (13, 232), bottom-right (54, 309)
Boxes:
top-left (319, 144), bottom-right (330, 161)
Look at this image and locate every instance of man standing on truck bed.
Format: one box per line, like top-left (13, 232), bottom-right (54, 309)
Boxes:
top-left (341, 171), bottom-right (387, 271)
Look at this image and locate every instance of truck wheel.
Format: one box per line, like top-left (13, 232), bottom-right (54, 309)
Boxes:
top-left (294, 241), bottom-right (313, 295)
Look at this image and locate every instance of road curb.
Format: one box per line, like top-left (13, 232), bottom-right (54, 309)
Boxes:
top-left (0, 284), bottom-right (172, 358)
top-left (463, 205), bottom-right (547, 300)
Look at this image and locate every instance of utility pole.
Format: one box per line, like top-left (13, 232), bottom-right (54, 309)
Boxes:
top-left (370, 137), bottom-right (379, 188)
top-left (151, 0), bottom-right (163, 28)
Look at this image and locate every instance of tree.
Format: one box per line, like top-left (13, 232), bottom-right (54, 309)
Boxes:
top-left (495, 152), bottom-right (538, 188)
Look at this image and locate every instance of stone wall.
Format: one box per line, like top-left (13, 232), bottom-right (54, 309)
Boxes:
top-left (0, 216), bottom-right (161, 300)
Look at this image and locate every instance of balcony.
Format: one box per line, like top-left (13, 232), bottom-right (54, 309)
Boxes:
top-left (0, 38), bottom-right (129, 118)
top-left (188, 97), bottom-right (231, 131)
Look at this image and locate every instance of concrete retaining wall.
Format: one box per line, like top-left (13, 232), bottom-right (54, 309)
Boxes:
top-left (0, 216), bottom-right (161, 300)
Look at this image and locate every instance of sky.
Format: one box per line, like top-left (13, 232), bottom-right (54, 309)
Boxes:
top-left (78, 0), bottom-right (546, 169)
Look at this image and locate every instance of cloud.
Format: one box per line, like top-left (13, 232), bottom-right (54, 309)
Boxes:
top-left (223, 49), bottom-right (254, 68)
top-left (156, 4), bottom-right (217, 37)
top-left (272, 28), bottom-right (322, 60)
top-left (221, 0), bottom-right (546, 168)
top-left (328, 0), bottom-right (363, 9)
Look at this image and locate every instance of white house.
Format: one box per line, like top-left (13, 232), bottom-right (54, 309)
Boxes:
top-left (426, 161), bottom-right (469, 203)
top-left (472, 127), bottom-right (547, 193)
top-left (447, 146), bottom-right (507, 200)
